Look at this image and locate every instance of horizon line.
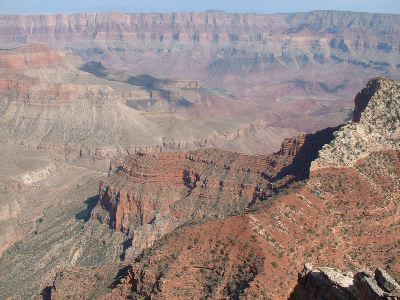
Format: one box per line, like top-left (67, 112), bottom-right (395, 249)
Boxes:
top-left (0, 9), bottom-right (399, 17)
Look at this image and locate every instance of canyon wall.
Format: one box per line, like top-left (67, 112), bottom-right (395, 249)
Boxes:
top-left (0, 11), bottom-right (399, 87)
top-left (0, 44), bottom-right (304, 158)
top-left (0, 11), bottom-right (399, 67)
top-left (93, 125), bottom-right (338, 252)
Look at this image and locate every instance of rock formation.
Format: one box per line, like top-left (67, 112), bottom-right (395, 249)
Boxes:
top-left (290, 264), bottom-right (400, 300)
top-left (1, 11), bottom-right (398, 149)
top-left (0, 11), bottom-right (399, 72)
top-left (0, 43), bottom-right (64, 70)
top-left (312, 77), bottom-right (400, 169)
top-left (3, 76), bottom-right (397, 299)
top-left (0, 10), bottom-right (399, 300)
top-left (91, 78), bottom-right (400, 299)
top-left (93, 126), bottom-right (337, 252)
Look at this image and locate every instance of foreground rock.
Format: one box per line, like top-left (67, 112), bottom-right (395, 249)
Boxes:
top-left (291, 264), bottom-right (400, 300)
top-left (313, 78), bottom-right (400, 169)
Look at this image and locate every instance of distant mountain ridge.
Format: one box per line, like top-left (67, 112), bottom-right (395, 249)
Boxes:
top-left (0, 10), bottom-right (399, 73)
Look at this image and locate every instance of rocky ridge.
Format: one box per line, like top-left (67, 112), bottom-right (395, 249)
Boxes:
top-left (0, 12), bottom-right (399, 300)
top-left (312, 78), bottom-right (400, 169)
top-left (87, 77), bottom-right (400, 299)
top-left (92, 125), bottom-right (337, 253)
top-left (6, 78), bottom-right (396, 299)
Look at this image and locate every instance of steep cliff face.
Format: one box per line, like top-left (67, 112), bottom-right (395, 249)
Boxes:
top-left (93, 126), bottom-right (338, 252)
top-left (94, 78), bottom-right (400, 299)
top-left (0, 43), bottom-right (64, 70)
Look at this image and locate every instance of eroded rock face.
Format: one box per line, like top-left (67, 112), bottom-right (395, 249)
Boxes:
top-left (353, 78), bottom-right (384, 122)
top-left (0, 11), bottom-right (399, 73)
top-left (94, 150), bottom-right (282, 251)
top-left (93, 126), bottom-right (338, 252)
top-left (0, 43), bottom-right (64, 70)
top-left (29, 78), bottom-right (400, 299)
top-left (0, 43), bottom-right (305, 159)
top-left (312, 77), bottom-right (400, 169)
top-left (290, 264), bottom-right (400, 300)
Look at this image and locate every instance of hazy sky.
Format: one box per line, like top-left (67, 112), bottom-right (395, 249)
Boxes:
top-left (0, 0), bottom-right (399, 15)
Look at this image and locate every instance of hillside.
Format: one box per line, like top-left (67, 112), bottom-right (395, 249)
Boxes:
top-left (42, 77), bottom-right (400, 299)
top-left (0, 44), bottom-right (300, 158)
top-left (0, 77), bottom-right (390, 299)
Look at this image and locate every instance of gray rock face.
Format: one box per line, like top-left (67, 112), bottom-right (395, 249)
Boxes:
top-left (290, 264), bottom-right (400, 300)
top-left (352, 78), bottom-right (383, 123)
top-left (376, 268), bottom-right (400, 293)
top-left (312, 77), bottom-right (400, 169)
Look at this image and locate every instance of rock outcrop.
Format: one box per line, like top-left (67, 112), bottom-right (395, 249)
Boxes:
top-left (290, 264), bottom-right (400, 300)
top-left (93, 125), bottom-right (338, 252)
top-left (312, 78), bottom-right (400, 169)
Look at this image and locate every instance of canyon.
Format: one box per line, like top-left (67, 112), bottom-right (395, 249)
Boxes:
top-left (93, 124), bottom-right (338, 253)
top-left (0, 43), bottom-right (300, 160)
top-left (38, 77), bottom-right (400, 300)
top-left (0, 9), bottom-right (399, 300)
top-left (0, 77), bottom-right (398, 299)
top-left (1, 10), bottom-right (400, 160)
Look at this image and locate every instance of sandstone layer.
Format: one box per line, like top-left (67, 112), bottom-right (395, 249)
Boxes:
top-left (0, 11), bottom-right (399, 73)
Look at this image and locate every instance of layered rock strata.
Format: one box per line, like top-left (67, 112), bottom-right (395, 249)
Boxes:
top-left (93, 125), bottom-right (337, 252)
top-left (0, 11), bottom-right (399, 72)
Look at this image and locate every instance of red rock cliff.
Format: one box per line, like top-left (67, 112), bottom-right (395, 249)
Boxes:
top-left (94, 124), bottom-right (339, 251)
